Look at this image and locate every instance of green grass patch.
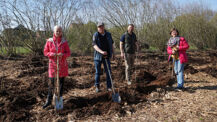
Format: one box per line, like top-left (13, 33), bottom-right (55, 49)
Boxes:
top-left (16, 47), bottom-right (31, 54)
top-left (189, 45), bottom-right (198, 50)
top-left (0, 47), bottom-right (31, 55)
top-left (0, 47), bottom-right (7, 55)
top-left (148, 46), bottom-right (159, 51)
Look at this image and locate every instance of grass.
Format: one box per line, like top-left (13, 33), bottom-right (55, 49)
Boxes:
top-left (0, 48), bottom-right (7, 55)
top-left (16, 47), bottom-right (31, 54)
top-left (189, 45), bottom-right (198, 50)
top-left (0, 47), bottom-right (31, 55)
top-left (149, 46), bottom-right (159, 51)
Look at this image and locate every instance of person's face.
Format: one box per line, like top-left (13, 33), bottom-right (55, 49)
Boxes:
top-left (171, 30), bottom-right (177, 37)
top-left (54, 28), bottom-right (62, 37)
top-left (128, 25), bottom-right (134, 33)
top-left (98, 25), bottom-right (105, 34)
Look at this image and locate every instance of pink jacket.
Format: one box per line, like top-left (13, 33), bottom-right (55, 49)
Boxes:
top-left (167, 37), bottom-right (189, 64)
top-left (44, 36), bottom-right (71, 78)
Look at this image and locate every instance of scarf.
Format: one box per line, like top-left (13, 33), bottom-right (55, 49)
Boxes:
top-left (53, 34), bottom-right (62, 44)
top-left (168, 37), bottom-right (180, 47)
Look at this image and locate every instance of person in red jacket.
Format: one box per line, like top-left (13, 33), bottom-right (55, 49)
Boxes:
top-left (43, 25), bottom-right (71, 109)
top-left (167, 28), bottom-right (189, 90)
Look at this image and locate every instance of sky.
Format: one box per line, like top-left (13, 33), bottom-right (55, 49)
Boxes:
top-left (0, 0), bottom-right (217, 32)
top-left (176, 0), bottom-right (217, 11)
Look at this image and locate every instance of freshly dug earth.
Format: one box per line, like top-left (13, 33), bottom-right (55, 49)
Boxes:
top-left (0, 50), bottom-right (216, 121)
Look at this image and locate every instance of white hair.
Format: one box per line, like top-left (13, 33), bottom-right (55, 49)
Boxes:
top-left (53, 25), bottom-right (62, 32)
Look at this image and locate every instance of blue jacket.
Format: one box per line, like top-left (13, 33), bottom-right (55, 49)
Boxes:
top-left (93, 31), bottom-right (113, 61)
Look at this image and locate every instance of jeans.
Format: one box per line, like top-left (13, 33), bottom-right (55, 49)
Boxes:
top-left (174, 59), bottom-right (184, 88)
top-left (94, 58), bottom-right (112, 88)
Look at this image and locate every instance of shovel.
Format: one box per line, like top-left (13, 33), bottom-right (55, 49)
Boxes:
top-left (105, 58), bottom-right (121, 103)
top-left (54, 55), bottom-right (63, 111)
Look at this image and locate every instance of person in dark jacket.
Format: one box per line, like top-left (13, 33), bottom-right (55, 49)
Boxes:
top-left (92, 22), bottom-right (115, 92)
top-left (120, 24), bottom-right (139, 85)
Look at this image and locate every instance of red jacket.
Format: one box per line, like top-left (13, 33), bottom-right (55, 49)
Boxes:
top-left (167, 37), bottom-right (189, 64)
top-left (44, 36), bottom-right (71, 78)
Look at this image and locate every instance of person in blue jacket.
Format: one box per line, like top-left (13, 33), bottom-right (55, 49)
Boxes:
top-left (92, 22), bottom-right (115, 93)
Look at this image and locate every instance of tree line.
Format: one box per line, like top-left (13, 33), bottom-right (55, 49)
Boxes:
top-left (0, 0), bottom-right (216, 56)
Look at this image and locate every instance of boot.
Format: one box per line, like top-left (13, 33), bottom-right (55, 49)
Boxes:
top-left (96, 85), bottom-right (101, 93)
top-left (43, 78), bottom-right (54, 109)
top-left (127, 81), bottom-right (132, 85)
top-left (42, 95), bottom-right (52, 109)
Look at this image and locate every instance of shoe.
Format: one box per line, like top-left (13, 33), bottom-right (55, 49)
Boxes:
top-left (175, 86), bottom-right (184, 91)
top-left (96, 85), bottom-right (101, 93)
top-left (127, 81), bottom-right (132, 85)
top-left (107, 88), bottom-right (112, 92)
top-left (42, 96), bottom-right (52, 109)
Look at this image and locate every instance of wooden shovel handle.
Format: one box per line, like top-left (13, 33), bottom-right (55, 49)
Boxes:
top-left (56, 55), bottom-right (60, 99)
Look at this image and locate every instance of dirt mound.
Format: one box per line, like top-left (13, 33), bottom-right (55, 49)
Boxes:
top-left (19, 56), bottom-right (47, 68)
top-left (62, 92), bottom-right (121, 118)
top-left (68, 58), bottom-right (81, 68)
top-left (0, 75), bottom-right (46, 121)
top-left (1, 50), bottom-right (216, 121)
top-left (1, 53), bottom-right (173, 121)
top-left (57, 76), bottom-right (170, 119)
top-left (136, 70), bottom-right (156, 83)
top-left (200, 67), bottom-right (217, 78)
top-left (185, 64), bottom-right (199, 74)
top-left (15, 56), bottom-right (48, 77)
top-left (1, 94), bottom-right (36, 121)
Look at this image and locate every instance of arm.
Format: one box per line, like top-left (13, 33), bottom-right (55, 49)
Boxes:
top-left (120, 34), bottom-right (125, 57)
top-left (167, 45), bottom-right (173, 55)
top-left (120, 41), bottom-right (124, 54)
top-left (93, 45), bottom-right (106, 54)
top-left (178, 38), bottom-right (189, 51)
top-left (62, 42), bottom-right (71, 58)
top-left (92, 33), bottom-right (107, 55)
top-left (44, 41), bottom-right (55, 58)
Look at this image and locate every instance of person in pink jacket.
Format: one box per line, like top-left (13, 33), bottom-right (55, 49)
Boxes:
top-left (43, 25), bottom-right (71, 109)
top-left (167, 28), bottom-right (189, 90)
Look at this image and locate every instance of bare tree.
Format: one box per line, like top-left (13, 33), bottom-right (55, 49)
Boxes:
top-left (0, 0), bottom-right (80, 55)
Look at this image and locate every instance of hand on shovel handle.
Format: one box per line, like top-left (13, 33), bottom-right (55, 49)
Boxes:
top-left (101, 51), bottom-right (108, 56)
top-left (57, 53), bottom-right (63, 56)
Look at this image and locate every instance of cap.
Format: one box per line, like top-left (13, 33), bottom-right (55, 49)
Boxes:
top-left (97, 22), bottom-right (104, 27)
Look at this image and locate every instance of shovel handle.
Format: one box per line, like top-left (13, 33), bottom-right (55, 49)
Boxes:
top-left (56, 55), bottom-right (60, 99)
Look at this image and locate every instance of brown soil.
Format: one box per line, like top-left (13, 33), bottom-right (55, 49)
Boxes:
top-left (0, 50), bottom-right (216, 121)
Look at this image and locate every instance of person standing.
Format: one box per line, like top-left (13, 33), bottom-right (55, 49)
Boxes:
top-left (120, 24), bottom-right (139, 85)
top-left (167, 28), bottom-right (189, 90)
top-left (93, 22), bottom-right (115, 92)
top-left (43, 25), bottom-right (71, 109)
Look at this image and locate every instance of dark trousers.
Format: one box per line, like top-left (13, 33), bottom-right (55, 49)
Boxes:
top-left (47, 77), bottom-right (64, 99)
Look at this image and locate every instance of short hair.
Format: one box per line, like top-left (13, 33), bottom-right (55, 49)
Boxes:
top-left (128, 24), bottom-right (134, 27)
top-left (54, 25), bottom-right (62, 32)
top-left (170, 28), bottom-right (179, 35)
